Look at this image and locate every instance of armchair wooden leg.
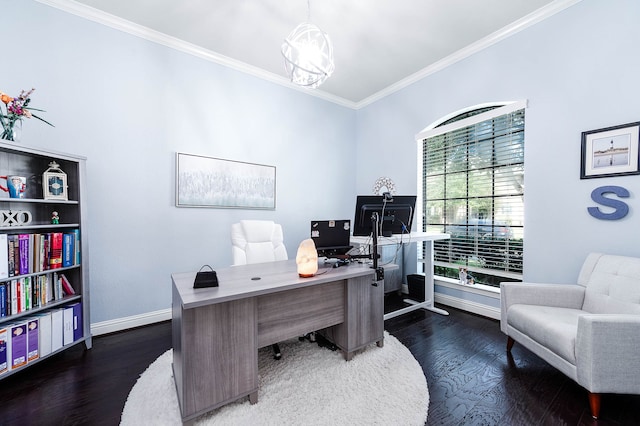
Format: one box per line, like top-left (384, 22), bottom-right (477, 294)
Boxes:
top-left (506, 336), bottom-right (515, 353)
top-left (588, 392), bottom-right (601, 419)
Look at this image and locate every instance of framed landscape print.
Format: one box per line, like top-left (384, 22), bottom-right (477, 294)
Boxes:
top-left (580, 122), bottom-right (640, 179)
top-left (176, 152), bottom-right (276, 209)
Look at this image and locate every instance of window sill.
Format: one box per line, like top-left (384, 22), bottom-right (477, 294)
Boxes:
top-left (433, 275), bottom-right (502, 319)
top-left (434, 276), bottom-right (501, 298)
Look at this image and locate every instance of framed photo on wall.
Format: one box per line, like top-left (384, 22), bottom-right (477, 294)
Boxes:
top-left (176, 152), bottom-right (276, 209)
top-left (580, 121), bottom-right (640, 179)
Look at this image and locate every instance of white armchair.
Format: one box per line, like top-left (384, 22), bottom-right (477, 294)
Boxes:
top-left (501, 253), bottom-right (640, 419)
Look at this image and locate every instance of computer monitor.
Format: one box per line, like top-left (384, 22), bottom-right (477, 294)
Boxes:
top-left (310, 219), bottom-right (353, 257)
top-left (352, 195), bottom-right (416, 237)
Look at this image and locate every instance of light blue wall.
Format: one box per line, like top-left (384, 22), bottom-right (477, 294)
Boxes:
top-left (356, 0), bottom-right (640, 301)
top-left (3, 0), bottom-right (639, 323)
top-left (1, 1), bottom-right (355, 322)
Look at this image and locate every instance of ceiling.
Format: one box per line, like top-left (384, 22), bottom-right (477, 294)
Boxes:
top-left (49, 0), bottom-right (570, 108)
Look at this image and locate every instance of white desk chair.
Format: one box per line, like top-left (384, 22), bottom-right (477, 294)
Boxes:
top-left (231, 220), bottom-right (288, 266)
top-left (231, 220), bottom-right (288, 359)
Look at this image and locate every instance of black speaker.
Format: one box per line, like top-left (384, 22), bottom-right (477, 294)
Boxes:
top-left (407, 274), bottom-right (425, 302)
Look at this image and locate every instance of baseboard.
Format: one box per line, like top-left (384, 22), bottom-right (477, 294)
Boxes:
top-left (434, 293), bottom-right (501, 320)
top-left (90, 308), bottom-right (171, 336)
top-left (90, 292), bottom-right (500, 336)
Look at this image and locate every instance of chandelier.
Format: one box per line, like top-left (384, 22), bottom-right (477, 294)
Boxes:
top-left (281, 3), bottom-right (334, 89)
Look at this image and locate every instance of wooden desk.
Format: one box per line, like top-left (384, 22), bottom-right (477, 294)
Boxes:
top-left (171, 260), bottom-right (384, 424)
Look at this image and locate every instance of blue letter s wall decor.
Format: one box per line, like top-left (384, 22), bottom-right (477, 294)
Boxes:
top-left (587, 185), bottom-right (630, 220)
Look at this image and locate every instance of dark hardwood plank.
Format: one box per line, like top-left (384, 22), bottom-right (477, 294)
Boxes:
top-left (383, 295), bottom-right (640, 425)
top-left (0, 322), bottom-right (171, 426)
top-left (1, 298), bottom-right (639, 425)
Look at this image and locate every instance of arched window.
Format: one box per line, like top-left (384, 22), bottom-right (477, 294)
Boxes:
top-left (416, 101), bottom-right (525, 287)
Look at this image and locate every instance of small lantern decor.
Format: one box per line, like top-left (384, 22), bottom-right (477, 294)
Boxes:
top-left (296, 238), bottom-right (318, 278)
top-left (42, 161), bottom-right (68, 200)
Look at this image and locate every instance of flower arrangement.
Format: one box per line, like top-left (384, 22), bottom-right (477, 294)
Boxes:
top-left (0, 88), bottom-right (54, 141)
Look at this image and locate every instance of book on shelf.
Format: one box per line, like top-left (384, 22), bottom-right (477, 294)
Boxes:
top-left (35, 311), bottom-right (52, 357)
top-left (73, 229), bottom-right (81, 266)
top-left (18, 234), bottom-right (29, 275)
top-left (60, 274), bottom-right (75, 295)
top-left (33, 234), bottom-right (46, 272)
top-left (9, 321), bottom-right (27, 370)
top-left (10, 280), bottom-right (17, 315)
top-left (62, 233), bottom-right (74, 268)
top-left (63, 306), bottom-right (74, 346)
top-left (50, 309), bottom-right (63, 352)
top-left (23, 277), bottom-right (30, 312)
top-left (7, 235), bottom-right (16, 277)
top-left (45, 274), bottom-right (54, 305)
top-left (11, 280), bottom-right (19, 315)
top-left (0, 234), bottom-right (7, 280)
top-left (0, 283), bottom-right (6, 317)
top-left (13, 278), bottom-right (27, 313)
top-left (70, 302), bottom-right (83, 341)
top-left (28, 234), bottom-right (34, 274)
top-left (29, 233), bottom-right (46, 273)
top-left (49, 233), bottom-right (63, 270)
top-left (43, 234), bottom-right (50, 272)
top-left (32, 277), bottom-right (40, 309)
top-left (0, 326), bottom-right (7, 375)
top-left (26, 317), bottom-right (39, 362)
top-left (31, 235), bottom-right (37, 272)
top-left (47, 274), bottom-right (55, 304)
top-left (11, 235), bottom-right (19, 277)
top-left (55, 272), bottom-right (62, 300)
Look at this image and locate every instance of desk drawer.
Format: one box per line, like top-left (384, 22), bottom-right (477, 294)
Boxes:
top-left (257, 281), bottom-right (344, 348)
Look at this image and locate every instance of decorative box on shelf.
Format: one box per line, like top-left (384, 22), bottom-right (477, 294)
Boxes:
top-left (42, 161), bottom-right (68, 201)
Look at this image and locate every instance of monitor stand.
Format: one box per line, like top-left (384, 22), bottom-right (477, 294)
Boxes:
top-left (371, 213), bottom-right (384, 281)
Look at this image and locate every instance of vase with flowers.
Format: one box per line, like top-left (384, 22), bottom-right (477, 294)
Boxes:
top-left (0, 88), bottom-right (54, 141)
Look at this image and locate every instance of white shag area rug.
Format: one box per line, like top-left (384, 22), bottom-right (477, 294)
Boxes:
top-left (121, 332), bottom-right (428, 426)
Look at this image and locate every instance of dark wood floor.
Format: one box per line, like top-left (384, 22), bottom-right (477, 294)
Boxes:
top-left (2, 299), bottom-right (640, 426)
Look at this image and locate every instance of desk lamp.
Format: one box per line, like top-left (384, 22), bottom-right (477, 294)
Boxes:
top-left (296, 238), bottom-right (318, 277)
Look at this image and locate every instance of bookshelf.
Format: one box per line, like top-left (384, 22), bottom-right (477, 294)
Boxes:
top-left (0, 141), bottom-right (91, 379)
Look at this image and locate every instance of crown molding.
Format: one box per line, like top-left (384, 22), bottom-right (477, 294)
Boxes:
top-left (35, 0), bottom-right (358, 109)
top-left (37, 0), bottom-right (580, 111)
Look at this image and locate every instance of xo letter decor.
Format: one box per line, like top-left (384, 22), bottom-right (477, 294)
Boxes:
top-left (1, 210), bottom-right (33, 227)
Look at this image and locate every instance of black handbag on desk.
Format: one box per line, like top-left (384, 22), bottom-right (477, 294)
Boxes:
top-left (193, 264), bottom-right (219, 288)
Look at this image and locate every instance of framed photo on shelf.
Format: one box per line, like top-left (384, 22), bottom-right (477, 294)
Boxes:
top-left (176, 152), bottom-right (276, 209)
top-left (580, 121), bottom-right (640, 179)
top-left (42, 161), bottom-right (69, 200)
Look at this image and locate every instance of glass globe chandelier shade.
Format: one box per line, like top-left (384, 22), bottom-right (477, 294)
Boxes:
top-left (281, 22), bottom-right (335, 89)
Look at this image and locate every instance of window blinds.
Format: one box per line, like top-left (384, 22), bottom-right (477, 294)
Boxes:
top-left (419, 105), bottom-right (525, 284)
